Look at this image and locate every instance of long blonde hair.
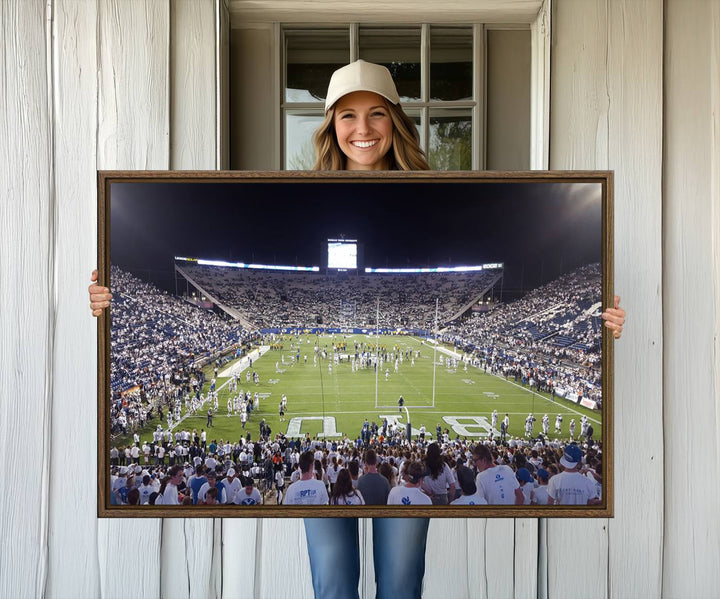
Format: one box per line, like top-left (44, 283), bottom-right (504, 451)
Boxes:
top-left (312, 100), bottom-right (430, 171)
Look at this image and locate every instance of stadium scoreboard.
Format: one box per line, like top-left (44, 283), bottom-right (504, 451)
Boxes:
top-left (325, 238), bottom-right (363, 272)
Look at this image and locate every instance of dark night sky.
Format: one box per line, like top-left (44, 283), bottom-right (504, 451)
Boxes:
top-left (110, 180), bottom-right (602, 296)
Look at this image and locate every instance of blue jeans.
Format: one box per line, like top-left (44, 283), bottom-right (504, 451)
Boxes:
top-left (303, 517), bottom-right (430, 599)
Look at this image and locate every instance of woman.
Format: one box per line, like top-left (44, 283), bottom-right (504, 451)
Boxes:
top-left (329, 468), bottom-right (365, 506)
top-left (300, 60), bottom-right (433, 599)
top-left (88, 60), bottom-right (626, 599)
top-left (378, 461), bottom-right (397, 489)
top-left (420, 442), bottom-right (455, 505)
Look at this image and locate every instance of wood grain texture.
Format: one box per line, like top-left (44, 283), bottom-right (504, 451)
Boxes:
top-left (221, 519), bottom-right (258, 598)
top-left (424, 519), bottom-right (471, 598)
top-left (96, 1), bottom-right (169, 596)
top-left (513, 519), bottom-right (538, 599)
top-left (547, 520), bottom-right (608, 599)
top-left (483, 520), bottom-right (516, 599)
top-left (97, 0), bottom-right (170, 169)
top-left (605, 2), bottom-right (664, 597)
top-left (170, 0), bottom-right (216, 170)
top-left (663, 1), bottom-right (720, 596)
top-left (161, 520), bottom-right (218, 599)
top-left (47, 1), bottom-right (102, 597)
top-left (228, 0), bottom-right (543, 24)
top-left (550, 0), bottom-right (609, 170)
top-left (551, 2), bottom-right (665, 598)
top-left (0, 2), bottom-right (52, 598)
top-left (256, 519), bottom-right (314, 598)
top-left (465, 519), bottom-right (489, 599)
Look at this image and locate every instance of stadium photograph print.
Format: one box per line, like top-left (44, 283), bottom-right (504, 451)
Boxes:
top-left (96, 168), bottom-right (617, 520)
top-left (93, 62), bottom-right (623, 521)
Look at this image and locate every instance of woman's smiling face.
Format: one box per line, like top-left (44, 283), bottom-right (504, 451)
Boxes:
top-left (333, 91), bottom-right (394, 170)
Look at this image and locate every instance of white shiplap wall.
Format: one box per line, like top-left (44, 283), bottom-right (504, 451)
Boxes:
top-left (550, 2), bottom-right (665, 599)
top-left (1, 1), bottom-right (719, 597)
top-left (663, 1), bottom-right (720, 597)
top-left (0, 2), bottom-right (53, 599)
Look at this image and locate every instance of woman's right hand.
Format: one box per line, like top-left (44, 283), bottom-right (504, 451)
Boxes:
top-left (89, 269), bottom-right (112, 317)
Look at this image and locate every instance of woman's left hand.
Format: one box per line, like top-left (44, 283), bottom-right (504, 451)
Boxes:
top-left (602, 295), bottom-right (625, 339)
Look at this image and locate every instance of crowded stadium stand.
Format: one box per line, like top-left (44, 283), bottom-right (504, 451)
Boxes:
top-left (441, 264), bottom-right (602, 405)
top-left (110, 266), bottom-right (249, 434)
top-left (175, 262), bottom-right (503, 330)
top-left (109, 434), bottom-right (603, 507)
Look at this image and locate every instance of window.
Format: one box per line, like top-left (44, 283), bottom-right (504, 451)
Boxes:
top-left (282, 25), bottom-right (479, 171)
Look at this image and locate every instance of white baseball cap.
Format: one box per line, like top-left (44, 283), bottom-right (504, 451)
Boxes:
top-left (324, 60), bottom-right (400, 112)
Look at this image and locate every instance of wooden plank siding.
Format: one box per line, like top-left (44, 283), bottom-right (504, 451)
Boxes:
top-left (0, 1), bottom-right (718, 597)
top-left (549, 3), bottom-right (664, 598)
top-left (0, 2), bottom-right (53, 598)
top-left (663, 1), bottom-right (720, 597)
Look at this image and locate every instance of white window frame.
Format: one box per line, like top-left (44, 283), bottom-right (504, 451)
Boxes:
top-left (281, 23), bottom-right (487, 170)
top-left (237, 1), bottom-right (551, 171)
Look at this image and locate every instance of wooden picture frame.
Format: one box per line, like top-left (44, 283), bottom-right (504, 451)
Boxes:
top-left (98, 170), bottom-right (614, 518)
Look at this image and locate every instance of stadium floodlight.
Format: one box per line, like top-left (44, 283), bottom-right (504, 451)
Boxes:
top-left (175, 256), bottom-right (319, 272)
top-left (364, 263), bottom-right (503, 274)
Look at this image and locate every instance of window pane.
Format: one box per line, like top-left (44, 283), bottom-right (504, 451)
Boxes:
top-left (429, 109), bottom-right (472, 170)
top-left (430, 27), bottom-right (473, 101)
top-left (359, 28), bottom-right (421, 102)
top-left (285, 112), bottom-right (324, 169)
top-left (286, 30), bottom-right (349, 103)
top-left (402, 109), bottom-right (423, 149)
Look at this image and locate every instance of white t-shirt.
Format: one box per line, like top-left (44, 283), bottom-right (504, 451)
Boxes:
top-left (476, 465), bottom-right (520, 505)
top-left (450, 491), bottom-right (488, 506)
top-left (198, 482), bottom-right (226, 504)
top-left (138, 483), bottom-right (154, 505)
top-left (327, 465), bottom-right (342, 484)
top-left (283, 478), bottom-right (329, 505)
top-left (224, 478), bottom-right (243, 504)
top-left (162, 482), bottom-right (180, 505)
top-left (330, 490), bottom-right (365, 505)
top-left (234, 488), bottom-right (262, 505)
top-left (519, 483), bottom-right (533, 505)
top-left (531, 484), bottom-right (550, 505)
top-left (387, 485), bottom-right (432, 505)
top-left (422, 463), bottom-right (455, 495)
top-left (547, 471), bottom-right (598, 505)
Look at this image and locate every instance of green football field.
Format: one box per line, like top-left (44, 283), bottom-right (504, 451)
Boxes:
top-left (114, 334), bottom-right (602, 449)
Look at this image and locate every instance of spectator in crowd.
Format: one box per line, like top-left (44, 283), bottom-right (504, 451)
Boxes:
top-left (450, 465), bottom-right (487, 506)
top-left (329, 469), bottom-right (365, 506)
top-left (357, 449), bottom-right (390, 505)
top-left (473, 444), bottom-right (523, 505)
top-left (548, 444), bottom-right (600, 505)
top-left (198, 471), bottom-right (226, 505)
top-left (387, 461), bottom-right (432, 505)
top-left (421, 442), bottom-right (456, 505)
top-left (223, 468), bottom-right (242, 504)
top-left (515, 467), bottom-right (534, 505)
top-left (162, 465), bottom-right (184, 505)
top-left (377, 462), bottom-right (397, 489)
top-left (234, 478), bottom-right (262, 506)
top-left (531, 469), bottom-right (551, 505)
top-left (283, 451), bottom-right (329, 505)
